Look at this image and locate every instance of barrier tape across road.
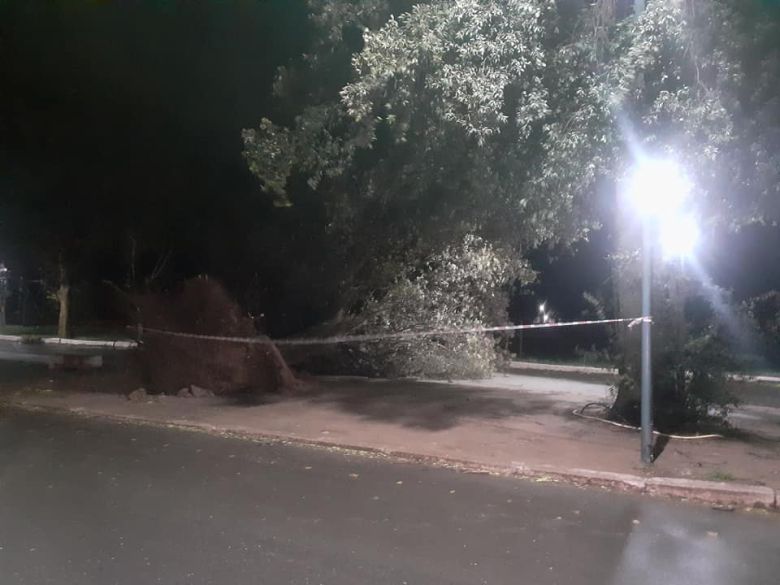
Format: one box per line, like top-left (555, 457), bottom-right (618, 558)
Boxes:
top-left (136, 317), bottom-right (647, 347)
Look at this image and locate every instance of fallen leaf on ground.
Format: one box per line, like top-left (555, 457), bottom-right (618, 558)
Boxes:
top-left (711, 504), bottom-right (735, 512)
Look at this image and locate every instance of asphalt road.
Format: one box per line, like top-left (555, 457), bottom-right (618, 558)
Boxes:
top-left (1, 409), bottom-right (778, 585)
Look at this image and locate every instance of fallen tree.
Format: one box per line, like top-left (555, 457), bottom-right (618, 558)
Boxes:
top-left (132, 277), bottom-right (298, 395)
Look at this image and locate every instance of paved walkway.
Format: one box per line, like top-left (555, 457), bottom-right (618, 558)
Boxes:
top-left (4, 375), bottom-right (779, 494)
top-left (426, 371), bottom-right (612, 404)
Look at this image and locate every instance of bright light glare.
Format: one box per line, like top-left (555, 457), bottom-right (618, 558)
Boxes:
top-left (659, 213), bottom-right (700, 259)
top-left (538, 302), bottom-right (546, 313)
top-left (627, 158), bottom-right (691, 218)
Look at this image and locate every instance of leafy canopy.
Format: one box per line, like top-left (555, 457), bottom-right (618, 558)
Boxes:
top-left (243, 0), bottom-right (611, 256)
top-left (598, 0), bottom-right (780, 226)
top-left (244, 0), bottom-right (780, 342)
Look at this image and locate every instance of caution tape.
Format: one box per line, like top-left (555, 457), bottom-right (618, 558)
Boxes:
top-left (134, 317), bottom-right (646, 347)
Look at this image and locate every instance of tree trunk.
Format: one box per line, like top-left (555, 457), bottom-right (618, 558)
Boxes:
top-left (57, 284), bottom-right (70, 338)
top-left (127, 233), bottom-right (137, 289)
top-left (56, 260), bottom-right (70, 338)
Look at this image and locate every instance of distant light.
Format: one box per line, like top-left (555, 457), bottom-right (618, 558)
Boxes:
top-left (543, 313), bottom-right (550, 323)
top-left (627, 158), bottom-right (691, 219)
top-left (538, 302), bottom-right (546, 313)
top-left (659, 214), bottom-right (700, 259)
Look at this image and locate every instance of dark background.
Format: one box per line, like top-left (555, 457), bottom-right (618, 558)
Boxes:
top-left (1, 0), bottom-right (777, 357)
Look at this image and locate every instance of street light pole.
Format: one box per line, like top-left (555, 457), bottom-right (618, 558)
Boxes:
top-left (640, 221), bottom-right (654, 464)
top-left (628, 157), bottom-right (696, 464)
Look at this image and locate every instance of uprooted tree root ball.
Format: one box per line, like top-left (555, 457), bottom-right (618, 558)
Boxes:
top-left (132, 278), bottom-right (299, 395)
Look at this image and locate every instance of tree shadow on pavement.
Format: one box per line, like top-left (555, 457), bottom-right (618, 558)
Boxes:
top-left (289, 379), bottom-right (558, 431)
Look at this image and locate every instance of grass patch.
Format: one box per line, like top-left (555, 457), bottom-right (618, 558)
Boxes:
top-left (707, 470), bottom-right (736, 482)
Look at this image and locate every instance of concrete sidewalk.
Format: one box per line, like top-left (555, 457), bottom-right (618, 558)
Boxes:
top-left (4, 375), bottom-right (779, 509)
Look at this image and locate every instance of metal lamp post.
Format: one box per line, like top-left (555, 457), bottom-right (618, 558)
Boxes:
top-left (627, 158), bottom-right (697, 465)
top-left (0, 263), bottom-right (8, 328)
top-left (640, 222), bottom-right (653, 464)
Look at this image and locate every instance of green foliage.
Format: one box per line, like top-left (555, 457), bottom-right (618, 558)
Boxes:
top-left (612, 264), bottom-right (738, 430)
top-left (241, 1), bottom-right (615, 375)
top-left (615, 328), bottom-right (737, 430)
top-left (746, 291), bottom-right (780, 341)
top-left (342, 1), bottom-right (553, 143)
top-left (706, 470), bottom-right (736, 482)
top-left (243, 0), bottom-right (780, 380)
top-left (744, 291), bottom-right (780, 366)
top-left (243, 0), bottom-right (610, 252)
top-left (597, 0), bottom-right (778, 427)
top-left (597, 0), bottom-right (780, 226)
top-left (247, 0), bottom-right (780, 238)
top-left (336, 235), bottom-right (531, 378)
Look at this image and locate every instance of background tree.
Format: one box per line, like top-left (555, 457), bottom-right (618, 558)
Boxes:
top-left (745, 291), bottom-right (780, 369)
top-left (590, 0), bottom-right (780, 425)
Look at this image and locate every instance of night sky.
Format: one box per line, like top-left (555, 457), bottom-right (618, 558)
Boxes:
top-left (1, 1), bottom-right (308, 281)
top-left (1, 0), bottom-right (778, 337)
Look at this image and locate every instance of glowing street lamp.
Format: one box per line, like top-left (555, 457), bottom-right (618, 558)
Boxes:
top-left (626, 157), bottom-right (697, 464)
top-left (659, 213), bottom-right (700, 260)
top-left (537, 302), bottom-right (552, 324)
top-left (626, 158), bottom-right (692, 219)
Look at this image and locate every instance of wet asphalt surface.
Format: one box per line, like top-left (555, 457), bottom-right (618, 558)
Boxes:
top-left (0, 408), bottom-right (778, 585)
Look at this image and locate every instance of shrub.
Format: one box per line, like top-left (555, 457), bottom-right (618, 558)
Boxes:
top-left (744, 291), bottom-right (780, 368)
top-left (612, 268), bottom-right (738, 431)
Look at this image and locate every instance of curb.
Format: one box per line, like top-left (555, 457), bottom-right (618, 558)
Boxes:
top-left (645, 477), bottom-right (776, 509)
top-left (509, 360), bottom-right (618, 376)
top-left (0, 335), bottom-right (136, 349)
top-left (509, 360), bottom-right (780, 385)
top-left (3, 399), bottom-right (777, 511)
